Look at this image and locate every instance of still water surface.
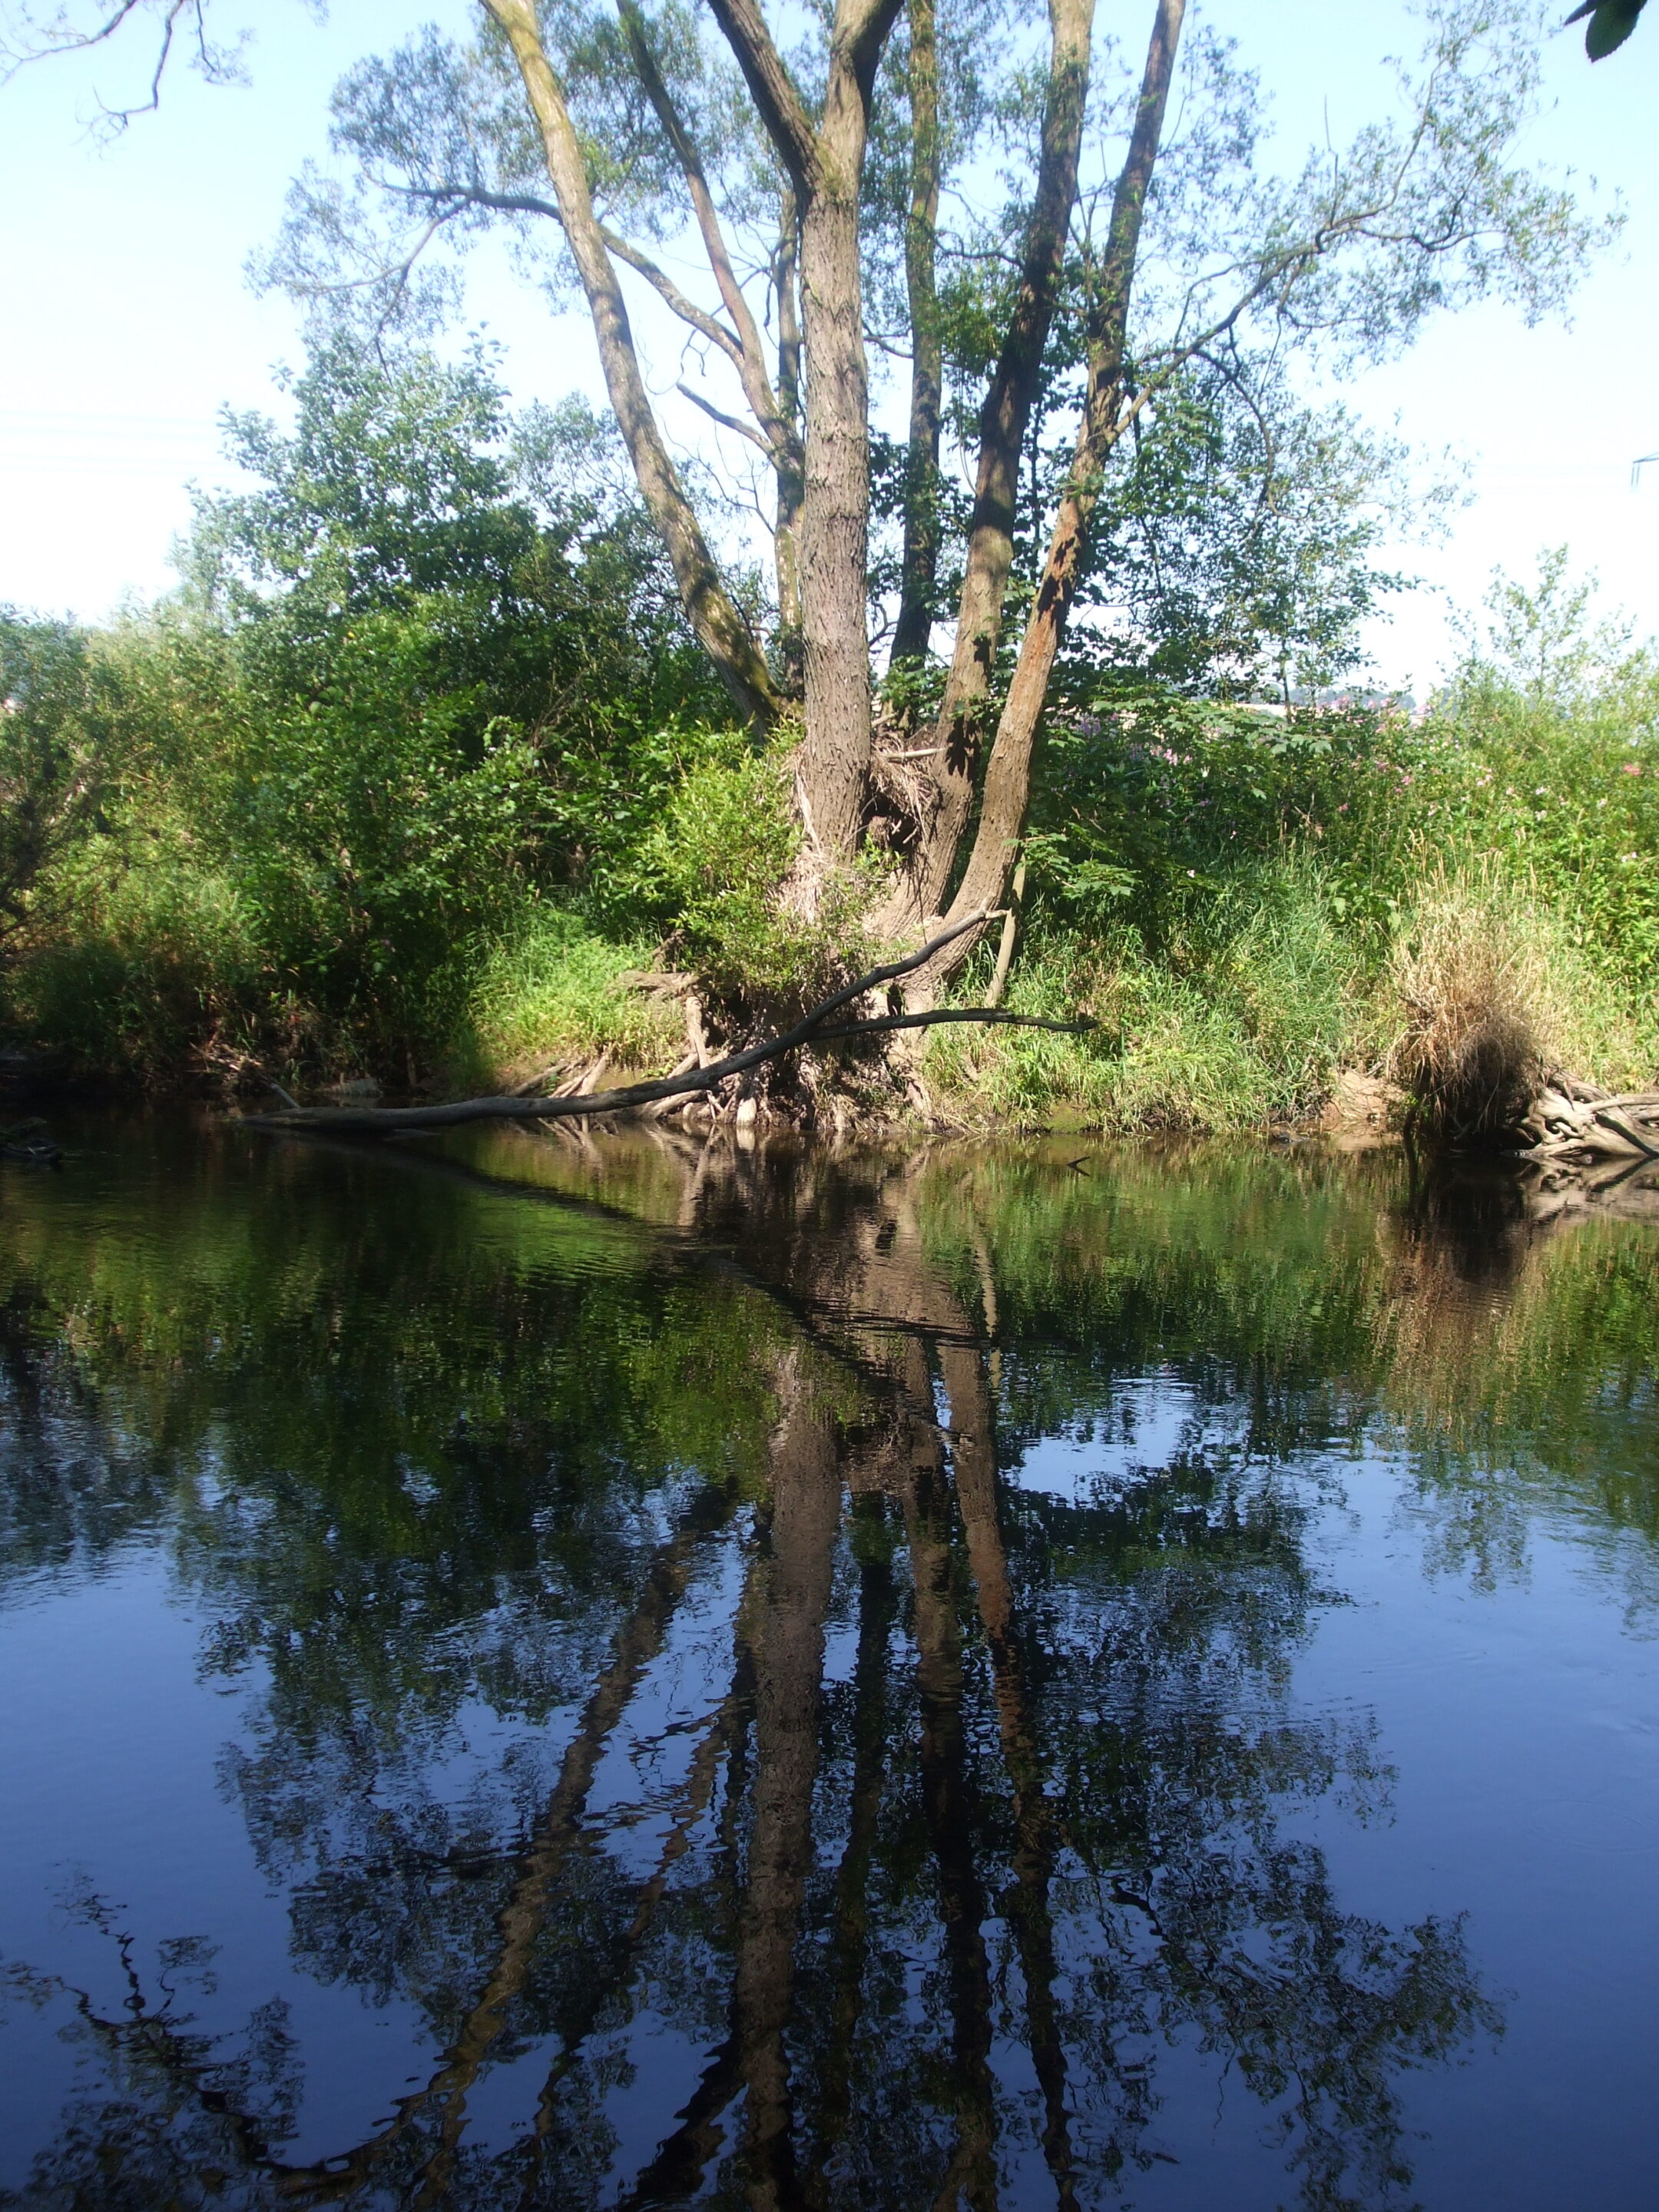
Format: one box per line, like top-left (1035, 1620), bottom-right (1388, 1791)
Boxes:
top-left (2, 1118), bottom-right (1658, 2209)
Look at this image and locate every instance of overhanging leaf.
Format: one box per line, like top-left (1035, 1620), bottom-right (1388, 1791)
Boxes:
top-left (1565, 0), bottom-right (1647, 61)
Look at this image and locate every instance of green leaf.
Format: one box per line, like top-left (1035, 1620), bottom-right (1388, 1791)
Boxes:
top-left (1575, 0), bottom-right (1647, 60)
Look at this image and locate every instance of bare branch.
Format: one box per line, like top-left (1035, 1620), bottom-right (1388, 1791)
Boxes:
top-left (389, 175), bottom-right (752, 366)
top-left (5, 0), bottom-right (247, 128)
top-left (2, 0), bottom-right (146, 72)
top-left (677, 381), bottom-right (772, 449)
top-left (602, 232), bottom-right (747, 363)
top-left (618, 0), bottom-right (793, 459)
top-left (480, 0), bottom-right (780, 727)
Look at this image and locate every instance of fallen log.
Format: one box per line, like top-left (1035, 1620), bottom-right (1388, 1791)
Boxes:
top-left (239, 914), bottom-right (1092, 1138)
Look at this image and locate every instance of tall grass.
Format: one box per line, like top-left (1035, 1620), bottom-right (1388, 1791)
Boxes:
top-left (961, 647), bottom-right (1659, 1134)
top-left (459, 906), bottom-right (681, 1087)
top-left (929, 856), bottom-right (1358, 1130)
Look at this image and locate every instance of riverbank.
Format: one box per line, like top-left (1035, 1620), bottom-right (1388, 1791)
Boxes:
top-left (5, 642), bottom-right (1657, 1134)
top-left (5, 878), bottom-right (1654, 1143)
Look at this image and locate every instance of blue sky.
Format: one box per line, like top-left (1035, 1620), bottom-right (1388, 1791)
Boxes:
top-left (2, 0), bottom-right (1654, 691)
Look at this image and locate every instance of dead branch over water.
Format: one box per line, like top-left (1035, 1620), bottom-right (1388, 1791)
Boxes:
top-left (1515, 1084), bottom-right (1659, 1161)
top-left (238, 915), bottom-right (1088, 1139)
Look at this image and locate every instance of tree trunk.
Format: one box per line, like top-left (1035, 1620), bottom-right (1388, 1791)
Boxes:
top-left (940, 1343), bottom-right (1080, 2205)
top-left (707, 0), bottom-right (904, 869)
top-left (923, 0), bottom-right (1185, 991)
top-left (775, 190), bottom-right (806, 697)
top-left (905, 0), bottom-right (1098, 916)
top-left (731, 1355), bottom-right (842, 2207)
top-left (899, 1356), bottom-right (1000, 2210)
top-left (483, 0), bottom-right (781, 730)
top-left (796, 111), bottom-right (880, 859)
top-left (801, 1507), bottom-right (896, 2179)
top-left (889, 0), bottom-right (944, 673)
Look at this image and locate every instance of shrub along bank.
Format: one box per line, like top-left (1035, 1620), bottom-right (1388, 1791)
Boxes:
top-left (922, 667), bottom-right (1659, 1131)
top-left (5, 619), bottom-right (1656, 1134)
top-left (2, 341), bottom-right (1653, 1132)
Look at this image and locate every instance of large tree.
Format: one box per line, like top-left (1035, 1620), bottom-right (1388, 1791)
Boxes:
top-left (7, 0), bottom-right (1606, 1000)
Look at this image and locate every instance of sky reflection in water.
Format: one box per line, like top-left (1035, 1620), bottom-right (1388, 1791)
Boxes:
top-left (2, 1118), bottom-right (1657, 2210)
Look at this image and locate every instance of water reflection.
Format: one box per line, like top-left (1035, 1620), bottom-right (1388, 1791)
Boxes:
top-left (2, 1124), bottom-right (1657, 2207)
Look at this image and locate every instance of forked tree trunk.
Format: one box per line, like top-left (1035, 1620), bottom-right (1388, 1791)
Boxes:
top-left (493, 0), bottom-right (1174, 992)
top-left (482, 0), bottom-right (781, 730)
top-left (922, 0), bottom-right (1185, 990)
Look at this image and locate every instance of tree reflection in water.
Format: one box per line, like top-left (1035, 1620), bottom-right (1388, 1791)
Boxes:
top-left (14, 1127), bottom-right (1651, 2208)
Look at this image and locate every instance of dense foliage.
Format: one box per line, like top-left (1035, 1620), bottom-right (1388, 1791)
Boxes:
top-left (1, 340), bottom-right (740, 1081)
top-left (923, 626), bottom-right (1659, 1129)
top-left (1, 336), bottom-right (1654, 1124)
top-left (0, 611), bottom-right (111, 953)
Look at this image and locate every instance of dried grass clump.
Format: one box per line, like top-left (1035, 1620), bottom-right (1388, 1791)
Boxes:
top-left (1385, 871), bottom-right (1562, 1142)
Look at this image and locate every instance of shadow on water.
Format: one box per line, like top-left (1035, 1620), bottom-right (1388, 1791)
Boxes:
top-left (2, 1120), bottom-right (1658, 2207)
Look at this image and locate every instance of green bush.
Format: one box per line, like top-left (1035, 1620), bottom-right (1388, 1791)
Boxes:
top-left (0, 609), bottom-right (114, 959)
top-left (937, 596), bottom-right (1657, 1130)
top-left (6, 389), bottom-right (1655, 1137)
top-left (642, 746), bottom-right (889, 1019)
top-left (0, 338), bottom-right (733, 1085)
top-left (6, 816), bottom-right (271, 1081)
top-left (1028, 648), bottom-right (1659, 992)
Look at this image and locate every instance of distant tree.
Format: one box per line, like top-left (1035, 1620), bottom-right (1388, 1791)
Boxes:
top-left (135, 337), bottom-right (730, 1046)
top-left (186, 333), bottom-right (724, 749)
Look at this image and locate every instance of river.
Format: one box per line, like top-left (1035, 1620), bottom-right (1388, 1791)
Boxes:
top-left (2, 1114), bottom-right (1657, 2208)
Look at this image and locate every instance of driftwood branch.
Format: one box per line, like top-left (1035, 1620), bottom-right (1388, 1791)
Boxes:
top-left (238, 914), bottom-right (1081, 1138)
top-left (1, 1118), bottom-right (62, 1167)
top-left (1515, 1087), bottom-right (1659, 1162)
